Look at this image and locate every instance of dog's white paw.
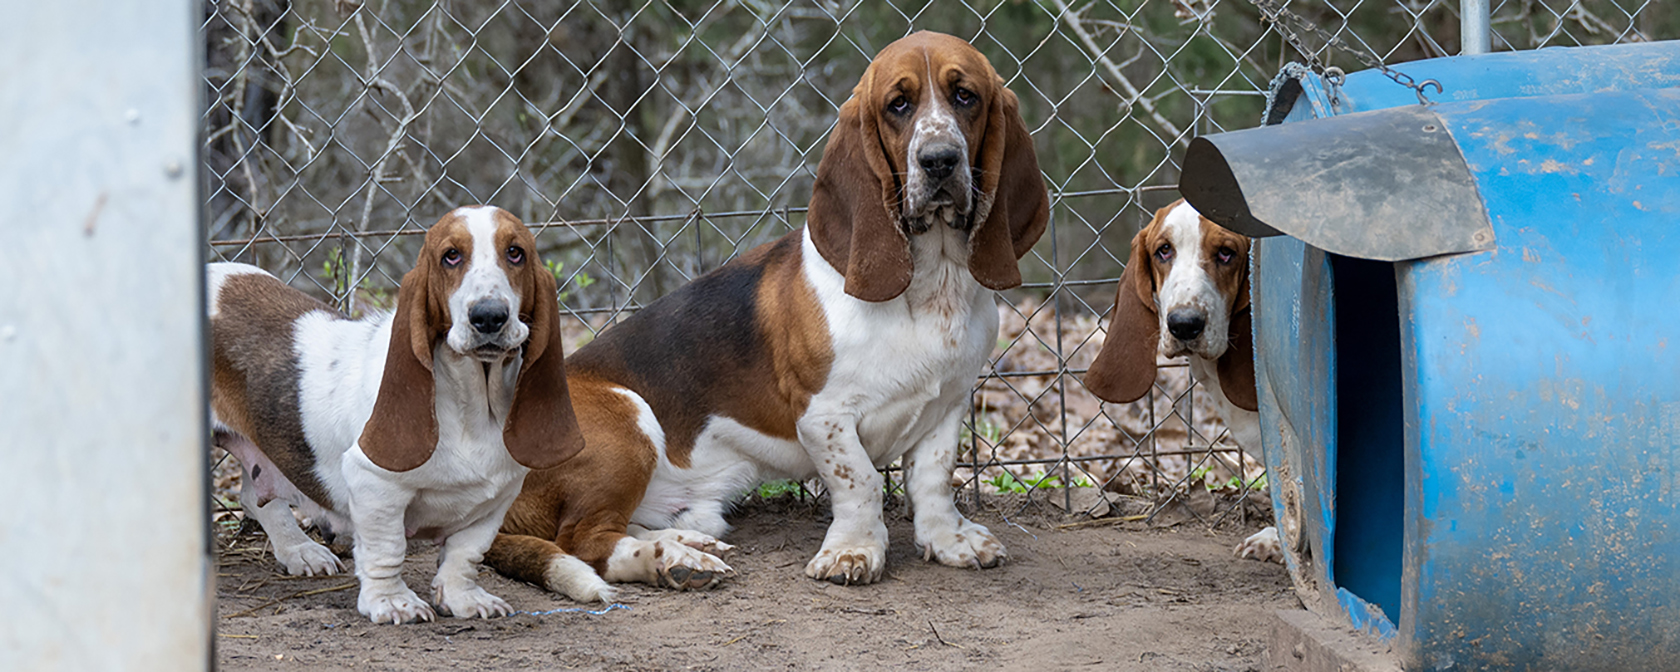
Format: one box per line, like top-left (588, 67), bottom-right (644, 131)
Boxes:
top-left (358, 584), bottom-right (436, 625)
top-left (433, 582), bottom-right (512, 620)
top-left (916, 518), bottom-right (1006, 570)
top-left (1234, 526), bottom-right (1283, 564)
top-left (805, 542), bottom-right (886, 586)
top-left (274, 539), bottom-right (343, 577)
top-left (654, 540), bottom-right (734, 591)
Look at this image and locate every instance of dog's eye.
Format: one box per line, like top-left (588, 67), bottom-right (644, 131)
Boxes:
top-left (1155, 244), bottom-right (1174, 263)
top-left (888, 96), bottom-right (912, 115)
top-left (1215, 247), bottom-right (1236, 264)
top-left (441, 249), bottom-right (462, 268)
top-left (506, 246), bottom-right (525, 265)
top-left (953, 87), bottom-right (976, 107)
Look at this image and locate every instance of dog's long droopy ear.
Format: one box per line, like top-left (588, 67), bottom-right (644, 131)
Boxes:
top-left (808, 80), bottom-right (913, 302)
top-left (359, 265), bottom-right (440, 472)
top-left (1217, 296), bottom-right (1258, 412)
top-left (503, 261), bottom-right (585, 469)
top-left (968, 81), bottom-right (1050, 290)
top-left (1083, 227), bottom-right (1160, 404)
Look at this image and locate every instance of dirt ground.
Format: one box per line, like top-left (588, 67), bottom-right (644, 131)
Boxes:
top-left (215, 495), bottom-right (1295, 671)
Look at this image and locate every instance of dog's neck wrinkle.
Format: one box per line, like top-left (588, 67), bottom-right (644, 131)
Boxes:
top-left (432, 345), bottom-right (519, 438)
top-left (902, 225), bottom-right (979, 323)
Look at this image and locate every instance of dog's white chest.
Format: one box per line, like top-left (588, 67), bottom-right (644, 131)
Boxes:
top-left (808, 227), bottom-right (997, 464)
top-left (398, 450), bottom-right (523, 541)
top-left (397, 351), bottom-right (526, 539)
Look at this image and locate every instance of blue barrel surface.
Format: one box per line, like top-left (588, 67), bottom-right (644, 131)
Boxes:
top-left (1401, 86), bottom-right (1680, 668)
top-left (1239, 41), bottom-right (1680, 669)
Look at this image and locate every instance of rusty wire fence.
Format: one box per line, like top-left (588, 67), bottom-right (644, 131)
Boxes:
top-left (202, 0), bottom-right (1670, 525)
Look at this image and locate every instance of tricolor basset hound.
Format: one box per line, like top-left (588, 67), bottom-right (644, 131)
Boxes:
top-left (484, 31), bottom-right (1049, 590)
top-left (209, 206), bottom-right (610, 624)
top-left (1084, 199), bottom-right (1281, 562)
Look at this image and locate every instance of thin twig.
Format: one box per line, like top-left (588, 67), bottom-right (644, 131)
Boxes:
top-left (223, 582), bottom-right (356, 619)
top-left (276, 114), bottom-right (318, 162)
top-left (345, 11), bottom-right (420, 314)
top-left (550, 69), bottom-right (613, 136)
top-left (928, 620), bottom-right (962, 649)
top-left (1055, 514), bottom-right (1148, 530)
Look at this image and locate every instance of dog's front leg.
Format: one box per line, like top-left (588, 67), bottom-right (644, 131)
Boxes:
top-left (796, 412), bottom-right (888, 585)
top-left (343, 460), bottom-right (434, 624)
top-left (431, 492), bottom-right (517, 619)
top-left (904, 404), bottom-right (1005, 569)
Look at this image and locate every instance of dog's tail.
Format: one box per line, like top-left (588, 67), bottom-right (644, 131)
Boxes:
top-left (485, 533), bottom-right (616, 603)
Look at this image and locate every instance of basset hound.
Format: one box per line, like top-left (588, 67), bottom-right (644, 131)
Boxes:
top-left (484, 31), bottom-right (1049, 591)
top-left (208, 206), bottom-right (610, 624)
top-left (1084, 199), bottom-right (1281, 562)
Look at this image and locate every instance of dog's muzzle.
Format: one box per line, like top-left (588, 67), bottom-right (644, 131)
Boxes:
top-left (918, 145), bottom-right (960, 182)
top-left (1166, 309), bottom-right (1206, 342)
top-left (469, 300), bottom-right (509, 335)
top-left (1161, 307), bottom-right (1227, 360)
top-left (461, 298), bottom-right (524, 359)
top-left (904, 140), bottom-right (974, 235)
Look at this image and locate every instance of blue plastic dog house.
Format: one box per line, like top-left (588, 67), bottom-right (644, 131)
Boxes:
top-left (1179, 41), bottom-right (1680, 669)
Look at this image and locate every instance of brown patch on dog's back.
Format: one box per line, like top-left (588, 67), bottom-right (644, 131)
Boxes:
top-left (756, 233), bottom-right (834, 437)
top-left (565, 231), bottom-right (833, 467)
top-left (211, 273), bottom-right (340, 508)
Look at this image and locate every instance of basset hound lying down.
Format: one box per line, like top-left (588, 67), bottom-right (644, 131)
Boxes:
top-left (209, 207), bottom-right (609, 624)
top-left (484, 31), bottom-right (1049, 591)
top-left (1084, 199), bottom-right (1282, 563)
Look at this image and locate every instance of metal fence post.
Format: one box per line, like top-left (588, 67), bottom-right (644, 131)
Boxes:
top-left (0, 0), bottom-right (209, 669)
top-left (1462, 0), bottom-right (1492, 54)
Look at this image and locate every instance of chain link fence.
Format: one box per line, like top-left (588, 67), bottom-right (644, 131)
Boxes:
top-left (203, 0), bottom-right (1671, 524)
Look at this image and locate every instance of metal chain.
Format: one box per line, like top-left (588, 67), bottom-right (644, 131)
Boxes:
top-left (1248, 0), bottom-right (1444, 104)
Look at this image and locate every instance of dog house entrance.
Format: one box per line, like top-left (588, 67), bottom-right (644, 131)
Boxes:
top-left (1330, 254), bottom-right (1405, 625)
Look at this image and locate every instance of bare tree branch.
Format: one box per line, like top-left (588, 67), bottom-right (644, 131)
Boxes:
top-left (1050, 0), bottom-right (1186, 147)
top-left (344, 10), bottom-right (421, 313)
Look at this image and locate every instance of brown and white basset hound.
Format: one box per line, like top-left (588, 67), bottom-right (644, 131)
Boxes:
top-left (209, 206), bottom-right (609, 624)
top-left (485, 31), bottom-right (1049, 590)
top-left (1084, 199), bottom-right (1280, 562)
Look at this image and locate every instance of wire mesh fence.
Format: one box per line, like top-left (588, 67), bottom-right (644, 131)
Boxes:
top-left (202, 0), bottom-right (1671, 524)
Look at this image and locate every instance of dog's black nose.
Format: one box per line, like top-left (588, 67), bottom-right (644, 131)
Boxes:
top-left (918, 145), bottom-right (961, 181)
top-left (1166, 309), bottom-right (1206, 341)
top-left (468, 301), bottom-right (509, 334)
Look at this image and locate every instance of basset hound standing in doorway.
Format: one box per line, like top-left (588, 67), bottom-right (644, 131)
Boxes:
top-left (209, 206), bottom-right (610, 624)
top-left (1084, 199), bottom-right (1282, 562)
top-left (485, 31), bottom-right (1049, 591)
